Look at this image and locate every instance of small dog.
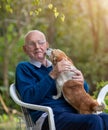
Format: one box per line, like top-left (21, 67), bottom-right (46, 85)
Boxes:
top-left (46, 48), bottom-right (105, 114)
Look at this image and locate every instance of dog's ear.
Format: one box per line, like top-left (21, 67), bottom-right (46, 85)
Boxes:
top-left (53, 56), bottom-right (57, 65)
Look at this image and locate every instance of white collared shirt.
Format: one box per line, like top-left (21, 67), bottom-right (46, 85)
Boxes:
top-left (29, 58), bottom-right (52, 68)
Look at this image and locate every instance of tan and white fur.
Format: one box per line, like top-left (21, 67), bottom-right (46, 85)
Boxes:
top-left (46, 48), bottom-right (105, 114)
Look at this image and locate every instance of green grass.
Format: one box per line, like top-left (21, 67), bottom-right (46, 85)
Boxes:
top-left (0, 115), bottom-right (26, 130)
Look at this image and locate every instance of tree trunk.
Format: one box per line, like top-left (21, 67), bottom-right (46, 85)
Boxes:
top-left (102, 15), bottom-right (108, 52)
top-left (0, 94), bottom-right (10, 114)
top-left (86, 0), bottom-right (100, 54)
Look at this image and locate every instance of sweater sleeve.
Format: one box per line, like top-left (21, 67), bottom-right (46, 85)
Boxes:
top-left (15, 62), bottom-right (55, 104)
top-left (84, 80), bottom-right (89, 93)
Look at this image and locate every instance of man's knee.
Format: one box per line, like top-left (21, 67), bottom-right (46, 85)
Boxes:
top-left (87, 114), bottom-right (103, 127)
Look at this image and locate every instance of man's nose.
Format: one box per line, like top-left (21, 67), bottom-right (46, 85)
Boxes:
top-left (34, 42), bottom-right (39, 48)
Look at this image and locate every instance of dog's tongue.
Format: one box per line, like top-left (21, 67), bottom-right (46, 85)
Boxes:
top-left (46, 48), bottom-right (53, 56)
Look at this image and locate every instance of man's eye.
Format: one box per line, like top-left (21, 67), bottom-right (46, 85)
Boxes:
top-left (38, 41), bottom-right (46, 44)
top-left (27, 42), bottom-right (34, 46)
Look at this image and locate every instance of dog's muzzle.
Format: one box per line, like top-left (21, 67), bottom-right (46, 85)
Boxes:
top-left (46, 48), bottom-right (53, 57)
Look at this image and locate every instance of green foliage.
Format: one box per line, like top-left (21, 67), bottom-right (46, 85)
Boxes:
top-left (0, 86), bottom-right (7, 93)
top-left (105, 95), bottom-right (108, 113)
top-left (93, 81), bottom-right (108, 98)
top-left (30, 0), bottom-right (65, 22)
top-left (7, 97), bottom-right (21, 112)
top-left (77, 52), bottom-right (108, 89)
top-left (0, 114), bottom-right (9, 123)
top-left (93, 81), bottom-right (108, 113)
top-left (0, 114), bottom-right (25, 130)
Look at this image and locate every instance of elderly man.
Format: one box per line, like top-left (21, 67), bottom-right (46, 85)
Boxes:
top-left (15, 30), bottom-right (108, 130)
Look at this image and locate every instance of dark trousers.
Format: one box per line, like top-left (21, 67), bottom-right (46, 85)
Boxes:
top-left (42, 112), bottom-right (108, 130)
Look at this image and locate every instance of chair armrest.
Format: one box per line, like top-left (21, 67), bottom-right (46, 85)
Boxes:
top-left (10, 83), bottom-right (56, 130)
top-left (97, 84), bottom-right (108, 105)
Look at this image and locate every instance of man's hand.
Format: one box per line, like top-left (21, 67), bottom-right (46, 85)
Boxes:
top-left (49, 59), bottom-right (84, 84)
top-left (71, 69), bottom-right (84, 84)
top-left (49, 59), bottom-right (72, 79)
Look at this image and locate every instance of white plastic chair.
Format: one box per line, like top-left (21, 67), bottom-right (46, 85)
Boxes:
top-left (9, 83), bottom-right (108, 130)
top-left (97, 84), bottom-right (108, 105)
top-left (9, 83), bottom-right (56, 130)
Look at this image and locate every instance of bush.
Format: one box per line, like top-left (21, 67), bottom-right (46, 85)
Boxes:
top-left (93, 81), bottom-right (108, 113)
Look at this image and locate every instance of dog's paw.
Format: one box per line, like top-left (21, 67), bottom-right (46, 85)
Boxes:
top-left (52, 95), bottom-right (59, 100)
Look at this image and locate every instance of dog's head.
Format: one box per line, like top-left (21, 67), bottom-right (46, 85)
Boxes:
top-left (46, 48), bottom-right (73, 65)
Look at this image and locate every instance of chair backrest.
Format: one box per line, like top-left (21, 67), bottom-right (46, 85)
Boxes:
top-left (97, 84), bottom-right (108, 105)
top-left (21, 107), bottom-right (35, 129)
top-left (9, 83), bottom-right (56, 130)
top-left (10, 84), bottom-right (36, 129)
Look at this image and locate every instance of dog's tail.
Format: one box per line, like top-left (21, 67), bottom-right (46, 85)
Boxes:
top-left (93, 102), bottom-right (105, 112)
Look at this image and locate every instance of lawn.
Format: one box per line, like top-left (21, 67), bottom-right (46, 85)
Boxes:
top-left (0, 115), bottom-right (26, 130)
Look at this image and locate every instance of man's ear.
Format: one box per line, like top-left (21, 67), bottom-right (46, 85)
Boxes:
top-left (23, 45), bottom-right (27, 54)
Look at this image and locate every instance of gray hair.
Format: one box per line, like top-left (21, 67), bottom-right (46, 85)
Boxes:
top-left (24, 30), bottom-right (46, 44)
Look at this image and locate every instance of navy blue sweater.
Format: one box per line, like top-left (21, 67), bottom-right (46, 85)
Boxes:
top-left (15, 61), bottom-right (89, 123)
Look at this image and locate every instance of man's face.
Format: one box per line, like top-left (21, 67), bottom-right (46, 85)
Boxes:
top-left (23, 32), bottom-right (49, 61)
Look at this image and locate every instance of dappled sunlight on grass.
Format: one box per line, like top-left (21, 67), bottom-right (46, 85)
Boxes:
top-left (0, 115), bottom-right (26, 130)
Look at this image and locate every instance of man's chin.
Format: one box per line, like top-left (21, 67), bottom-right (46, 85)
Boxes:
top-left (36, 56), bottom-right (45, 61)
